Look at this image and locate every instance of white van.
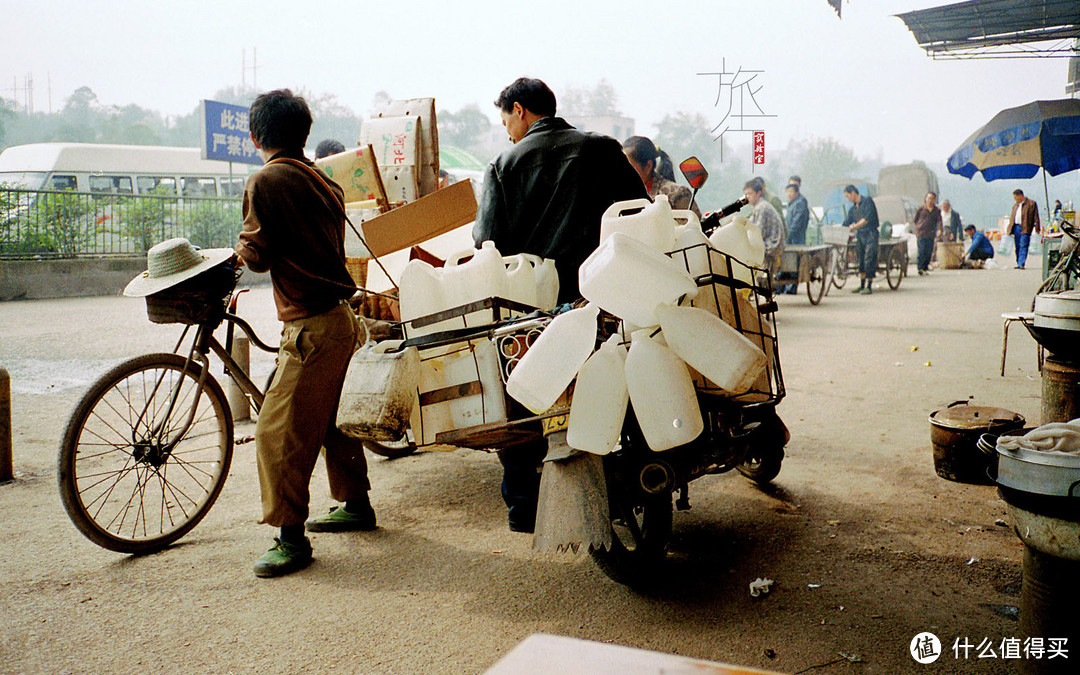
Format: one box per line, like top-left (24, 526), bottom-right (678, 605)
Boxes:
top-left (0, 142), bottom-right (256, 197)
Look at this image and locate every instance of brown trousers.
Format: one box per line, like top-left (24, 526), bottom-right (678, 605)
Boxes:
top-left (256, 302), bottom-right (370, 526)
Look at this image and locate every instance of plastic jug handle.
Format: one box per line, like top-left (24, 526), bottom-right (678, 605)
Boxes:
top-left (444, 248), bottom-right (475, 268)
top-left (373, 339), bottom-right (405, 354)
top-left (671, 210), bottom-right (701, 229)
top-left (503, 255), bottom-right (524, 273)
top-left (602, 198), bottom-right (653, 220)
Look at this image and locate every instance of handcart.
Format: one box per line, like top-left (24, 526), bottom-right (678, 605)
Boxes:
top-left (822, 225), bottom-right (908, 291)
top-left (774, 244), bottom-right (832, 304)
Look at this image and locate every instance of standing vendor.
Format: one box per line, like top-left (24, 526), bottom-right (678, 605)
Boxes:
top-left (842, 185), bottom-right (879, 295)
top-left (236, 89), bottom-right (375, 578)
top-left (473, 77), bottom-right (646, 533)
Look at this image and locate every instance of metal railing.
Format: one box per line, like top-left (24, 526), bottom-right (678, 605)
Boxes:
top-left (0, 187), bottom-right (242, 259)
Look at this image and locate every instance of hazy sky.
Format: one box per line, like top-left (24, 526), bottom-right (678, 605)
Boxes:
top-left (1, 0), bottom-right (1072, 167)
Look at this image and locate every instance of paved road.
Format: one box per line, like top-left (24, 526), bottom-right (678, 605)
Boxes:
top-left (0, 260), bottom-right (1050, 674)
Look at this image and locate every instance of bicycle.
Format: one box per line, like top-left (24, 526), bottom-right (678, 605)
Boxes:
top-left (57, 261), bottom-right (279, 554)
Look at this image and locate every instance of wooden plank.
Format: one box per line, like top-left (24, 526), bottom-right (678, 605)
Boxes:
top-left (418, 380), bottom-right (483, 406)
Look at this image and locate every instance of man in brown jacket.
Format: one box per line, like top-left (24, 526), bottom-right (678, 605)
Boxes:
top-left (913, 192), bottom-right (942, 275)
top-left (236, 89), bottom-right (374, 578)
top-left (1009, 189), bottom-right (1041, 269)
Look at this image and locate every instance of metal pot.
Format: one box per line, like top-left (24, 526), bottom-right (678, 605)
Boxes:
top-left (997, 444), bottom-right (1080, 498)
top-left (1034, 290), bottom-right (1080, 332)
top-left (929, 401), bottom-right (1025, 484)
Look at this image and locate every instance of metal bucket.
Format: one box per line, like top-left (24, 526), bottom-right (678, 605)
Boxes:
top-left (929, 401), bottom-right (1025, 484)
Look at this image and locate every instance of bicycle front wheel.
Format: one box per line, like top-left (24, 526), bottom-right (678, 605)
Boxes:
top-left (58, 353), bottom-right (234, 553)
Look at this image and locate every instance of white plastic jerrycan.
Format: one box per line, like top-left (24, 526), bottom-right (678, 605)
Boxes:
top-left (655, 304), bottom-right (767, 396)
top-left (399, 259), bottom-right (450, 337)
top-left (506, 303), bottom-right (599, 414)
top-left (579, 231), bottom-right (698, 328)
top-left (567, 334), bottom-right (628, 454)
top-left (443, 240), bottom-right (511, 308)
top-left (600, 194), bottom-right (677, 252)
top-left (708, 215), bottom-right (764, 286)
top-left (624, 330), bottom-right (703, 451)
top-left (337, 340), bottom-right (420, 441)
top-left (523, 254), bottom-right (560, 309)
top-left (503, 254), bottom-right (538, 308)
top-left (668, 212), bottom-right (711, 279)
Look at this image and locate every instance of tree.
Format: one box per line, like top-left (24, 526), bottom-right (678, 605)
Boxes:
top-left (792, 137), bottom-right (865, 204)
top-left (437, 104), bottom-right (491, 151)
top-left (0, 98), bottom-right (15, 146)
top-left (561, 80), bottom-right (620, 116)
top-left (654, 112), bottom-right (747, 209)
top-left (307, 93), bottom-right (363, 149)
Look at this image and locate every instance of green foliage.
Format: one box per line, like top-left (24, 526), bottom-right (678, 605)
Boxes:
top-left (180, 199), bottom-right (241, 249)
top-left (119, 187), bottom-right (174, 251)
top-left (2, 190), bottom-right (94, 257)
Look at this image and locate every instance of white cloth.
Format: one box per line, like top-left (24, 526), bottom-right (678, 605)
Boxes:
top-left (997, 418), bottom-right (1080, 455)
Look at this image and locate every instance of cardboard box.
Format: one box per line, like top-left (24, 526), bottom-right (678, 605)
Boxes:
top-left (360, 116), bottom-right (420, 166)
top-left (360, 180), bottom-right (477, 257)
top-left (370, 97), bottom-right (439, 197)
top-left (360, 116), bottom-right (422, 204)
top-left (313, 144), bottom-right (386, 205)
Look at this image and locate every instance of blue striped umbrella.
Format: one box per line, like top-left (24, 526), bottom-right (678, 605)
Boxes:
top-left (947, 99), bottom-right (1080, 181)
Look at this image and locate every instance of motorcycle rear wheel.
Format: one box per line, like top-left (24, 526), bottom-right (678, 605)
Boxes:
top-left (589, 491), bottom-right (673, 586)
top-left (736, 413), bottom-right (788, 484)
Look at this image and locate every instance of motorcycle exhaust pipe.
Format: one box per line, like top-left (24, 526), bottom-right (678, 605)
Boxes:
top-left (639, 462), bottom-right (675, 495)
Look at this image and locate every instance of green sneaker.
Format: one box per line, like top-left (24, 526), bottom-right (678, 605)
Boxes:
top-left (860, 286), bottom-right (873, 295)
top-left (305, 505), bottom-right (377, 533)
top-left (253, 537), bottom-right (312, 578)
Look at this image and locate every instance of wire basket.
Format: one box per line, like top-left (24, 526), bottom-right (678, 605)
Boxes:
top-left (667, 242), bottom-right (784, 406)
top-left (145, 262), bottom-right (241, 326)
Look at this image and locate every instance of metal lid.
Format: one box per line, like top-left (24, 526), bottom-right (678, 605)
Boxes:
top-left (930, 405), bottom-right (1024, 430)
top-left (1035, 290), bottom-right (1080, 319)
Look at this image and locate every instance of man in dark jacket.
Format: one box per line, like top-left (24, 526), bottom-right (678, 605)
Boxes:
top-left (842, 185), bottom-right (880, 294)
top-left (474, 78), bottom-right (647, 303)
top-left (473, 78), bottom-right (646, 533)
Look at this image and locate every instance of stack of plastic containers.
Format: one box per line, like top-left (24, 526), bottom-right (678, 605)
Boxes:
top-left (504, 195), bottom-right (771, 454)
top-left (398, 240), bottom-right (560, 337)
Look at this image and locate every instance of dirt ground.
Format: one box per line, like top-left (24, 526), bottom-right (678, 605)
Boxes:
top-left (0, 257), bottom-right (1056, 674)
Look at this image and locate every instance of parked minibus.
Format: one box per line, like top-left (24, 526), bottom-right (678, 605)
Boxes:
top-left (0, 142), bottom-right (258, 197)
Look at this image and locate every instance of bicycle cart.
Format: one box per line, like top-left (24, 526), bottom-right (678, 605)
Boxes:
top-left (774, 244), bottom-right (832, 305)
top-left (822, 225), bottom-right (908, 291)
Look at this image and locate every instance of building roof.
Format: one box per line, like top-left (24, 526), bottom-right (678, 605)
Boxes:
top-left (896, 0), bottom-right (1080, 58)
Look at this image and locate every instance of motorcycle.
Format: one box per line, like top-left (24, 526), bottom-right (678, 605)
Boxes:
top-left (382, 156), bottom-right (789, 586)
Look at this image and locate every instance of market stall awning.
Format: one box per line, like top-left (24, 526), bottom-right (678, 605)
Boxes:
top-left (896, 0), bottom-right (1080, 59)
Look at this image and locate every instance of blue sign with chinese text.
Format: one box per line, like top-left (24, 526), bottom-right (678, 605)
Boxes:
top-left (200, 99), bottom-right (262, 165)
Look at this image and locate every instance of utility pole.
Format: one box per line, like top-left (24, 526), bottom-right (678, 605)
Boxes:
top-left (242, 47), bottom-right (259, 92)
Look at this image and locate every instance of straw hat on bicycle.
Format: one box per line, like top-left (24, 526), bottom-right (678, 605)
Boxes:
top-left (123, 238), bottom-right (236, 298)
